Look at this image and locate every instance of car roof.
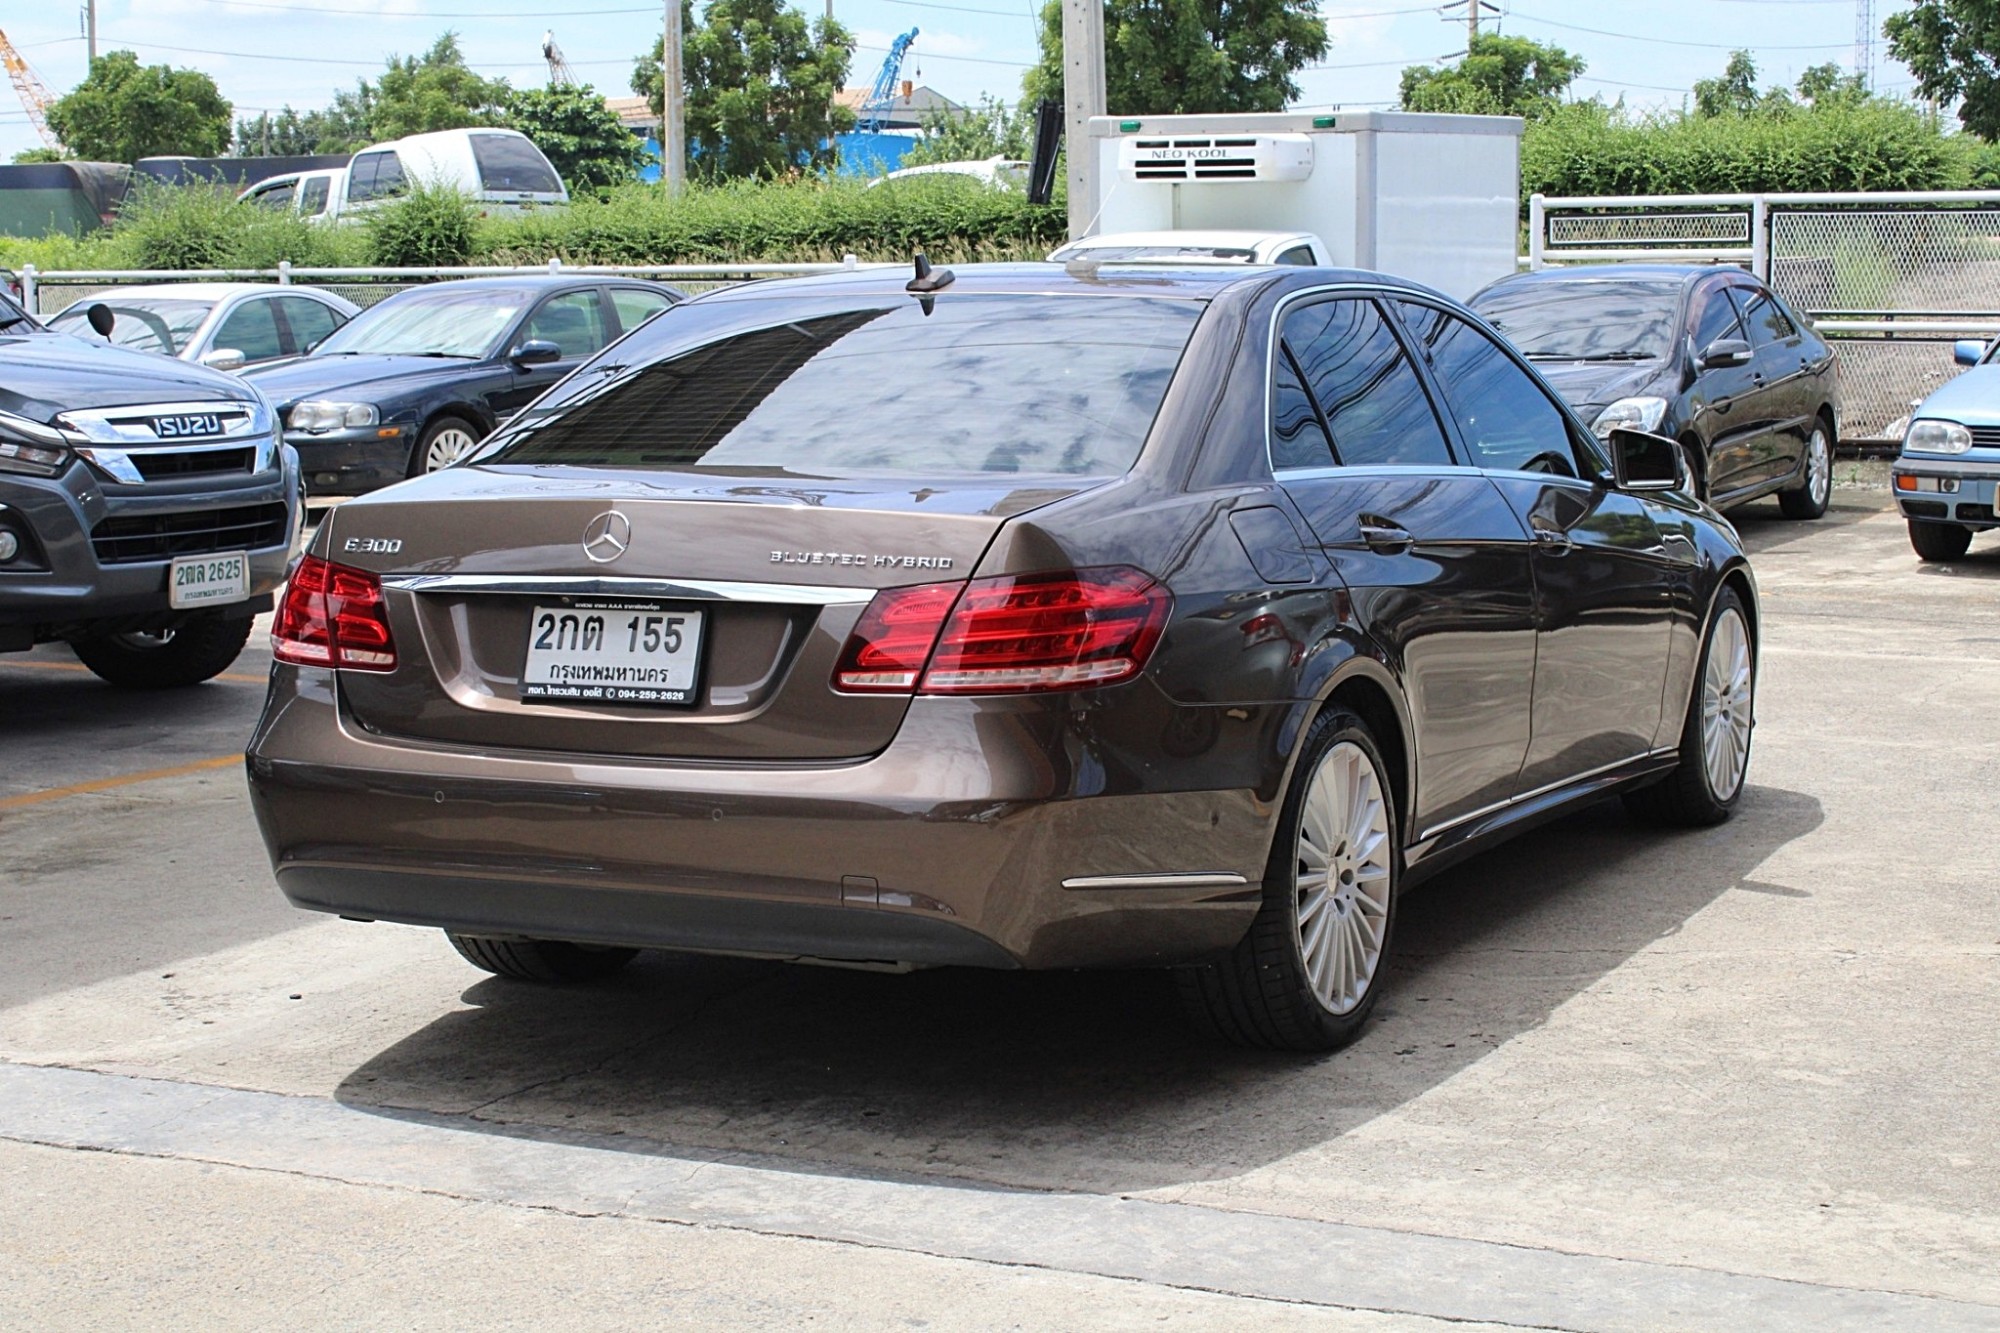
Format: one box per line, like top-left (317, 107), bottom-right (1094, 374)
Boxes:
top-left (383, 275), bottom-right (675, 296)
top-left (1492, 262), bottom-right (1750, 287)
top-left (55, 282), bottom-right (284, 303)
top-left (688, 261), bottom-right (1428, 305)
top-left (1062, 230), bottom-right (1316, 249)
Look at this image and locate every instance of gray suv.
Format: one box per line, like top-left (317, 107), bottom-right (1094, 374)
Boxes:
top-left (0, 293), bottom-right (302, 686)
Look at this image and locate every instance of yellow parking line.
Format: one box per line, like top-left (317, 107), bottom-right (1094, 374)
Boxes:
top-left (0, 659), bottom-right (266, 685)
top-left (0, 755), bottom-right (242, 813)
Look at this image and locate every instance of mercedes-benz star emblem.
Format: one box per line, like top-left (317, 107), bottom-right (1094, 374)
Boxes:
top-left (581, 510), bottom-right (632, 564)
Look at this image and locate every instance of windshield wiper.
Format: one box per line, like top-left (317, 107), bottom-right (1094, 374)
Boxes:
top-left (409, 351), bottom-right (477, 359)
top-left (1525, 351), bottom-right (1653, 362)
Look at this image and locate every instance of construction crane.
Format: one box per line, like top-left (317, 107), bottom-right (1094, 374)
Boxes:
top-left (858, 28), bottom-right (918, 134)
top-left (541, 30), bottom-right (576, 88)
top-left (0, 29), bottom-right (62, 152)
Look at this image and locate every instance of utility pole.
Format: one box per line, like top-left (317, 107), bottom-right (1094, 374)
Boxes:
top-left (661, 0), bottom-right (685, 193)
top-left (84, 0), bottom-right (97, 65)
top-left (1061, 0), bottom-right (1104, 241)
top-left (1445, 0), bottom-right (1497, 52)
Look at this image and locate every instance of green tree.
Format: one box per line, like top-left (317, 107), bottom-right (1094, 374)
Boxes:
top-left (1398, 33), bottom-right (1585, 117)
top-left (898, 95), bottom-right (1030, 168)
top-left (1693, 50), bottom-right (1763, 117)
top-left (367, 33), bottom-right (511, 140)
top-left (633, 0), bottom-right (855, 181)
top-left (1022, 0), bottom-right (1327, 115)
top-left (1887, 0), bottom-right (2000, 137)
top-left (506, 84), bottom-right (645, 191)
top-left (45, 51), bottom-right (232, 162)
top-left (1795, 62), bottom-right (1869, 107)
top-left (11, 146), bottom-right (67, 164)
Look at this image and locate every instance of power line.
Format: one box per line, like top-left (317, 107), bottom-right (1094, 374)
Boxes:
top-left (1506, 6), bottom-right (1854, 50)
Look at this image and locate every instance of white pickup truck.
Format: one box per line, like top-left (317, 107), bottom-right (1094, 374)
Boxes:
top-left (238, 128), bottom-right (569, 223)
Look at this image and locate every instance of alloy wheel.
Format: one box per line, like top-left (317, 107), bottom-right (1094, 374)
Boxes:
top-left (1700, 607), bottom-right (1754, 801)
top-left (1294, 741), bottom-right (1393, 1015)
top-left (425, 426), bottom-right (479, 472)
top-left (1807, 427), bottom-right (1831, 507)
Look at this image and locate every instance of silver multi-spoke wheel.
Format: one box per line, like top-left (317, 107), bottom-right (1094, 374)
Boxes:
top-left (1700, 607), bottom-right (1754, 802)
top-left (1294, 741), bottom-right (1392, 1015)
top-left (424, 425), bottom-right (479, 472)
top-left (1806, 427), bottom-right (1831, 507)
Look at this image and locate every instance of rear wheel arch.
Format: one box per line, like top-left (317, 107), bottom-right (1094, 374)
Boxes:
top-left (1314, 666), bottom-right (1412, 843)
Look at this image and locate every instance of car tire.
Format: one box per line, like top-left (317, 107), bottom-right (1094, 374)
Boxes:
top-left (1679, 438), bottom-right (1709, 503)
top-left (1177, 707), bottom-right (1399, 1053)
top-left (446, 933), bottom-right (639, 982)
top-left (1623, 587), bottom-right (1754, 828)
top-left (410, 415), bottom-right (482, 477)
top-left (1908, 519), bottom-right (1973, 563)
top-left (1777, 418), bottom-right (1833, 520)
top-left (68, 613), bottom-right (252, 689)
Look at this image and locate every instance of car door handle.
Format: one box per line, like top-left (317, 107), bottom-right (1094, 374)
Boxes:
top-left (1357, 516), bottom-right (1414, 552)
top-left (1751, 373), bottom-right (1766, 387)
top-left (1531, 526), bottom-right (1575, 555)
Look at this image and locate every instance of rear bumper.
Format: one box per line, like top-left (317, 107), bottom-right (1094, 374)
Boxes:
top-left (245, 669), bottom-right (1280, 970)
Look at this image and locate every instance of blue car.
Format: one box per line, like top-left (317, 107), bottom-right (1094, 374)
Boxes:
top-left (1893, 338), bottom-right (2000, 561)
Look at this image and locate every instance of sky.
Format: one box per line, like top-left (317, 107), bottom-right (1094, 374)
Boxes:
top-left (0, 0), bottom-right (1927, 162)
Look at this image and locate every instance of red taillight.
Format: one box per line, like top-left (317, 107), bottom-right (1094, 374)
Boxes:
top-left (832, 566), bottom-right (1171, 696)
top-left (272, 555), bottom-right (398, 672)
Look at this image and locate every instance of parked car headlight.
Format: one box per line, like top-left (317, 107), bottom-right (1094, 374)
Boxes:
top-left (0, 412), bottom-right (73, 476)
top-left (288, 401), bottom-right (379, 433)
top-left (1903, 418), bottom-right (1973, 455)
top-left (1592, 397), bottom-right (1668, 438)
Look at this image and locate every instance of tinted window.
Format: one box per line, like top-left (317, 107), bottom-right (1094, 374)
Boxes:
top-left (610, 287), bottom-right (675, 333)
top-left (212, 298), bottom-right (284, 362)
top-left (1397, 301), bottom-right (1578, 474)
top-left (250, 181), bottom-right (294, 212)
top-left (1272, 345), bottom-right (1335, 469)
top-left (1690, 282), bottom-right (1745, 351)
top-left (487, 295), bottom-right (1201, 478)
top-left (347, 151), bottom-right (406, 203)
top-left (1471, 278), bottom-right (1680, 361)
top-left (1731, 287), bottom-right (1797, 347)
top-left (1275, 246), bottom-right (1316, 266)
top-left (1280, 298), bottom-right (1451, 468)
top-left (278, 296), bottom-right (342, 352)
top-left (471, 134), bottom-right (562, 193)
top-left (522, 291), bottom-right (609, 359)
top-left (298, 176), bottom-right (330, 216)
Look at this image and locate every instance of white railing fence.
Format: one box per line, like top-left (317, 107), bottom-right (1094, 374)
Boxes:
top-left (1528, 191), bottom-right (2000, 441)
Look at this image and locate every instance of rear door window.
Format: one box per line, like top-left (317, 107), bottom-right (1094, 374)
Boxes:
top-left (471, 134), bottom-right (563, 194)
top-left (487, 294), bottom-right (1201, 477)
top-left (610, 287), bottom-right (676, 334)
top-left (277, 296), bottom-right (343, 353)
top-left (1275, 245), bottom-right (1317, 266)
top-left (347, 151), bottom-right (406, 203)
top-left (1276, 298), bottom-right (1452, 468)
top-left (249, 181), bottom-right (294, 212)
top-left (1731, 286), bottom-right (1797, 346)
top-left (521, 290), bottom-right (610, 360)
top-left (1396, 300), bottom-right (1584, 475)
top-left (298, 176), bottom-right (331, 217)
top-left (212, 297), bottom-right (285, 363)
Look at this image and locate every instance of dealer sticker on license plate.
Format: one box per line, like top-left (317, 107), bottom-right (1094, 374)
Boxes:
top-left (520, 600), bottom-right (705, 705)
top-left (168, 551), bottom-right (249, 609)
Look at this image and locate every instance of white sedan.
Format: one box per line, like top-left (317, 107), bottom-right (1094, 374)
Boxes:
top-left (1049, 229), bottom-right (1332, 267)
top-left (47, 283), bottom-right (359, 372)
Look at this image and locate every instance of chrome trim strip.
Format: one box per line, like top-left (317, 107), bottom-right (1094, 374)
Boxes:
top-left (1416, 747), bottom-right (1680, 843)
top-left (58, 399), bottom-right (272, 444)
top-left (1060, 872), bottom-right (1251, 891)
top-left (380, 573), bottom-right (876, 605)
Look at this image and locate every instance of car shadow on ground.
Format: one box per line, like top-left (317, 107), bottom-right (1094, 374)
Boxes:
top-left (1728, 493), bottom-right (1882, 558)
top-left (332, 783), bottom-right (1823, 1195)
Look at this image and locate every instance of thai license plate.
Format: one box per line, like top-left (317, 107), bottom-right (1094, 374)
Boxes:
top-left (168, 551), bottom-right (249, 609)
top-left (520, 600), bottom-right (705, 706)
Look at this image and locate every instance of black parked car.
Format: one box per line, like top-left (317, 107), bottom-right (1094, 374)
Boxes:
top-left (248, 262), bottom-right (1758, 1053)
top-left (244, 276), bottom-right (683, 496)
top-left (1470, 264), bottom-right (1837, 518)
top-left (0, 287), bottom-right (302, 687)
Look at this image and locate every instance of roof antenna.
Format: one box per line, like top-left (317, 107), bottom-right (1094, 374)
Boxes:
top-left (908, 251), bottom-right (954, 293)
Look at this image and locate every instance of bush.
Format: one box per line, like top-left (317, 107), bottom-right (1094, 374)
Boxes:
top-left (365, 180), bottom-right (480, 266)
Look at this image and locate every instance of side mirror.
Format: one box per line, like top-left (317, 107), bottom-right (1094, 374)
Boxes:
top-left (85, 302), bottom-right (115, 337)
top-left (1698, 337), bottom-right (1753, 369)
top-left (1608, 428), bottom-right (1682, 492)
top-left (509, 339), bottom-right (562, 367)
top-left (1954, 338), bottom-right (1987, 367)
top-left (199, 348), bottom-right (247, 372)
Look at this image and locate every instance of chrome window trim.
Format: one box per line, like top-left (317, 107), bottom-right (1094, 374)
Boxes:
top-left (380, 573), bottom-right (875, 606)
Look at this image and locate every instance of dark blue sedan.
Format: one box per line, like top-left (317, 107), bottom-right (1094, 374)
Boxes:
top-left (245, 276), bottom-right (683, 496)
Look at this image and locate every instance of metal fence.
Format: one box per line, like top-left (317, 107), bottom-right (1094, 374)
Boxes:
top-left (18, 258), bottom-right (870, 319)
top-left (1528, 191), bottom-right (2000, 441)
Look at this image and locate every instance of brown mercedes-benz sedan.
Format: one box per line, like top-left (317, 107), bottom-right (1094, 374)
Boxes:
top-left (246, 262), bottom-right (1758, 1051)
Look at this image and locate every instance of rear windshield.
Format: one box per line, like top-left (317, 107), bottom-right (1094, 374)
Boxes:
top-left (485, 294), bottom-right (1202, 478)
top-left (50, 299), bottom-right (212, 355)
top-left (472, 135), bottom-right (563, 194)
top-left (1471, 279), bottom-right (1681, 361)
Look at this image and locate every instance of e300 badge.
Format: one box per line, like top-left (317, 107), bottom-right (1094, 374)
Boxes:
top-left (343, 537), bottom-right (403, 555)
